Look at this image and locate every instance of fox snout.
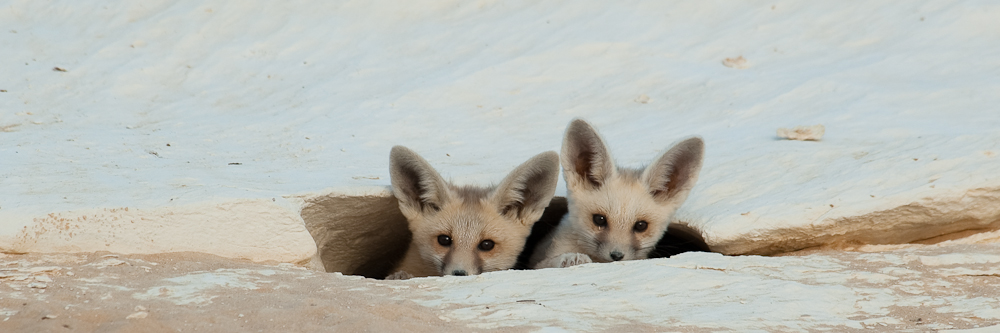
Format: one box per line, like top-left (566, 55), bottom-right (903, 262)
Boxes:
top-left (440, 246), bottom-right (482, 276)
top-left (595, 240), bottom-right (639, 262)
top-left (441, 262), bottom-right (478, 276)
top-left (596, 249), bottom-right (628, 262)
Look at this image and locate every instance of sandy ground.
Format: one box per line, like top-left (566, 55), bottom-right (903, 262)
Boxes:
top-left (0, 252), bottom-right (477, 333)
top-left (3, 244), bottom-right (1000, 332)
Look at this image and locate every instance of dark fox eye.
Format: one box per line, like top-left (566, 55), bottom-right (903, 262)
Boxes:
top-left (437, 235), bottom-right (452, 247)
top-left (478, 240), bottom-right (495, 251)
top-left (634, 221), bottom-right (648, 232)
top-left (592, 214), bottom-right (608, 228)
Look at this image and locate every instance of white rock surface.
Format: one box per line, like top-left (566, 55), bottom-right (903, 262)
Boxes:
top-left (2, 246), bottom-right (999, 331)
top-left (403, 244), bottom-right (1000, 331)
top-left (1, 1), bottom-right (999, 268)
top-left (0, 198), bottom-right (321, 269)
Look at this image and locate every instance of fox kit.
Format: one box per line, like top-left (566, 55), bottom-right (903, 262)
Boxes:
top-left (529, 119), bottom-right (704, 269)
top-left (387, 146), bottom-right (560, 279)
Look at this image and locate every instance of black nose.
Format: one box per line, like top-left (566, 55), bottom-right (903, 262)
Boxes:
top-left (610, 251), bottom-right (624, 261)
top-left (451, 270), bottom-right (468, 276)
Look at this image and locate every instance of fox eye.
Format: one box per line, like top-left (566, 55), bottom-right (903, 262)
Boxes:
top-left (478, 240), bottom-right (495, 251)
top-left (634, 221), bottom-right (648, 232)
top-left (592, 214), bottom-right (608, 228)
top-left (437, 235), bottom-right (452, 247)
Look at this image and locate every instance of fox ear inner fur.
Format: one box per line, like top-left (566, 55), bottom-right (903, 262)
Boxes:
top-left (389, 146), bottom-right (450, 214)
top-left (642, 137), bottom-right (705, 204)
top-left (562, 119), bottom-right (615, 189)
top-left (492, 151), bottom-right (560, 224)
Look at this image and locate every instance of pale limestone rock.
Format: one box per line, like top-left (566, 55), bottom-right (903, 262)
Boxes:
top-left (2, 247), bottom-right (999, 331)
top-left (0, 200), bottom-right (320, 269)
top-left (0, 0), bottom-right (997, 275)
top-left (395, 244), bottom-right (1000, 331)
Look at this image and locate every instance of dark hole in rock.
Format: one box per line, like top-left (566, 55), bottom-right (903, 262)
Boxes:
top-left (300, 193), bottom-right (712, 279)
top-left (515, 197), bottom-right (568, 269)
top-left (299, 193), bottom-right (410, 279)
top-left (648, 223), bottom-right (712, 258)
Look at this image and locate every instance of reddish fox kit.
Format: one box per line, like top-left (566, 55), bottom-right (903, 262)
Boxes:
top-left (529, 119), bottom-right (705, 269)
top-left (387, 146), bottom-right (560, 279)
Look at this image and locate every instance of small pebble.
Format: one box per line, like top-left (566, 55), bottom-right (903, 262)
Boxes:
top-left (126, 311), bottom-right (148, 319)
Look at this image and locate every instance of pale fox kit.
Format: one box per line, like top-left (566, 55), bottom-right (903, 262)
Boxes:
top-left (387, 146), bottom-right (560, 279)
top-left (529, 119), bottom-right (704, 269)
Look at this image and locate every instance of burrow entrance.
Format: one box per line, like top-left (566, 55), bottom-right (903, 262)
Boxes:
top-left (298, 194), bottom-right (711, 279)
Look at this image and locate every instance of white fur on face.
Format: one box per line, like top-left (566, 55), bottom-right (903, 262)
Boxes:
top-left (565, 171), bottom-right (676, 262)
top-left (411, 197), bottom-right (533, 276)
top-left (553, 119), bottom-right (705, 265)
top-left (389, 146), bottom-right (560, 277)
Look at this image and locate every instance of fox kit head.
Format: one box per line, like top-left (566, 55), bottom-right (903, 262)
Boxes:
top-left (390, 146), bottom-right (559, 276)
top-left (561, 119), bottom-right (704, 263)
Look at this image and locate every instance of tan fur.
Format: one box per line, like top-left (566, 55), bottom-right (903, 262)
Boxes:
top-left (529, 119), bottom-right (705, 269)
top-left (387, 146), bottom-right (559, 278)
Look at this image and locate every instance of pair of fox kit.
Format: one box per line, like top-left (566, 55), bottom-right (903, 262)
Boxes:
top-left (387, 119), bottom-right (704, 279)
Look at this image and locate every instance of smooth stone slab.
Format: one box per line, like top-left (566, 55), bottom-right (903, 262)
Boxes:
top-left (1, 0), bottom-right (998, 264)
top-left (2, 243), bottom-right (998, 331)
top-left (0, 198), bottom-right (322, 269)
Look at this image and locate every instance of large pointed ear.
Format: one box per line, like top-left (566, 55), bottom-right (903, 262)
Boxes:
top-left (642, 137), bottom-right (705, 205)
top-left (491, 151), bottom-right (560, 225)
top-left (389, 146), bottom-right (451, 215)
top-left (561, 119), bottom-right (614, 190)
